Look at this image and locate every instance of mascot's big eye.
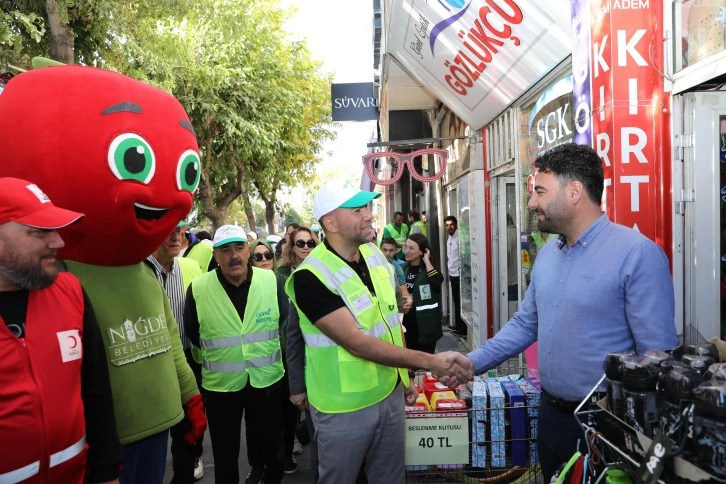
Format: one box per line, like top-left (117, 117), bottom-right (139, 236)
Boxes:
top-left (177, 150), bottom-right (201, 193)
top-left (107, 133), bottom-right (156, 184)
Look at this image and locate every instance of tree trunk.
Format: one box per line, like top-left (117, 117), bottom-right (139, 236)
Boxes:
top-left (264, 199), bottom-right (276, 234)
top-left (255, 181), bottom-right (278, 235)
top-left (45, 0), bottom-right (75, 63)
top-left (203, 204), bottom-right (228, 233)
top-left (240, 184), bottom-right (256, 232)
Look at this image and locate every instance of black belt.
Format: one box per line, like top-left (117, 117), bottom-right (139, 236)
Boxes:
top-left (541, 389), bottom-right (581, 413)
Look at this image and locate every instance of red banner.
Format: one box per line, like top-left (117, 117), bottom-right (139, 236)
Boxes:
top-left (588, 0), bottom-right (671, 254)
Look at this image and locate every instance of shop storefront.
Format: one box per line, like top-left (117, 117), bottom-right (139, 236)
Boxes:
top-left (667, 0), bottom-right (726, 342)
top-left (377, 0), bottom-right (572, 347)
top-left (373, 0), bottom-right (726, 480)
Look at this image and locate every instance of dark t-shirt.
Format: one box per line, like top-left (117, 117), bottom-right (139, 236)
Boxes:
top-left (0, 289), bottom-right (29, 337)
top-left (405, 264), bottom-right (422, 292)
top-left (292, 240), bottom-right (376, 324)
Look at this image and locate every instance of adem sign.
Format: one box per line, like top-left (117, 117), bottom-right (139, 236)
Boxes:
top-left (331, 82), bottom-right (378, 122)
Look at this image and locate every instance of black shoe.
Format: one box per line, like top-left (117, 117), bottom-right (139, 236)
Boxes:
top-left (245, 466), bottom-right (265, 484)
top-left (284, 457), bottom-right (298, 475)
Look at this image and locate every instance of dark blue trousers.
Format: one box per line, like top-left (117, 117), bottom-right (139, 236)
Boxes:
top-left (537, 397), bottom-right (586, 482)
top-left (120, 429), bottom-right (170, 484)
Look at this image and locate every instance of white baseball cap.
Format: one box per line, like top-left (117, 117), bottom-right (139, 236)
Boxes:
top-left (313, 182), bottom-right (381, 219)
top-left (213, 225), bottom-right (248, 248)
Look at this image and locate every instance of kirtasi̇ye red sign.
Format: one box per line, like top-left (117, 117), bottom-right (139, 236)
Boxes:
top-left (582, 0), bottom-right (671, 249)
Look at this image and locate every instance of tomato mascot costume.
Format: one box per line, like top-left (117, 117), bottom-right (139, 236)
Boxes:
top-left (0, 65), bottom-right (206, 482)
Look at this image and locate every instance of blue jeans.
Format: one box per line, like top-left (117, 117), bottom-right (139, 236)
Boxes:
top-left (120, 429), bottom-right (170, 484)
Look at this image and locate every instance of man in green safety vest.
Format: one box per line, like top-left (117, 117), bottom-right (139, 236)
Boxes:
top-left (382, 211), bottom-right (409, 261)
top-left (285, 182), bottom-right (470, 484)
top-left (183, 224), bottom-right (289, 484)
top-left (408, 209), bottom-right (428, 237)
top-left (178, 221), bottom-right (214, 272)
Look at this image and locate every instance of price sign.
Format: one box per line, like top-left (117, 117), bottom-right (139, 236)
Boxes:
top-left (405, 416), bottom-right (469, 465)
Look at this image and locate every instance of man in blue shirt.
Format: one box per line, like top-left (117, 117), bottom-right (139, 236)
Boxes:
top-left (444, 143), bottom-right (678, 481)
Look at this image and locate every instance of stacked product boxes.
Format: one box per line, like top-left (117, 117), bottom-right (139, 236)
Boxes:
top-left (500, 378), bottom-right (527, 466)
top-left (469, 376), bottom-right (541, 468)
top-left (471, 380), bottom-right (488, 468)
top-left (513, 376), bottom-right (541, 464)
top-left (486, 378), bottom-right (506, 467)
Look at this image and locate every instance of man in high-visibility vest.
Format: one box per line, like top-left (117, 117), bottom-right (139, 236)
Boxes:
top-left (179, 221), bottom-right (215, 272)
top-left (0, 177), bottom-right (122, 484)
top-left (408, 209), bottom-right (428, 237)
top-left (285, 182), bottom-right (470, 484)
top-left (382, 211), bottom-right (408, 261)
top-left (146, 225), bottom-right (206, 482)
top-left (184, 224), bottom-right (289, 484)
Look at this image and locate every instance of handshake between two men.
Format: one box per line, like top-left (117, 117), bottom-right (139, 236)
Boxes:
top-left (432, 351), bottom-right (474, 387)
top-left (404, 351), bottom-right (475, 405)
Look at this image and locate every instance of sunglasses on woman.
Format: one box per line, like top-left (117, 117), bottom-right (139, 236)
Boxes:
top-left (252, 251), bottom-right (273, 262)
top-left (294, 239), bottom-right (316, 249)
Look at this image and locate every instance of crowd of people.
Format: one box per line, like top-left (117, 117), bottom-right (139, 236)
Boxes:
top-left (0, 143), bottom-right (679, 484)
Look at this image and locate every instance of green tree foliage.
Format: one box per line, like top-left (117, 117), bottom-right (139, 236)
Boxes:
top-left (1, 0), bottom-right (121, 66)
top-left (1, 0), bottom-right (335, 232)
top-left (112, 0), bottom-right (335, 232)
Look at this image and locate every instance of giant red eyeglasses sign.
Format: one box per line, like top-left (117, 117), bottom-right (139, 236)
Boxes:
top-left (362, 148), bottom-right (448, 185)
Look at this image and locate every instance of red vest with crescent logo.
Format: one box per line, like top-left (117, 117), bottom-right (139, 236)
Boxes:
top-left (0, 272), bottom-right (88, 483)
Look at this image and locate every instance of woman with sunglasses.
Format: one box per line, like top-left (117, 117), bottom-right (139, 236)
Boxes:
top-left (278, 227), bottom-right (318, 279)
top-left (402, 233), bottom-right (443, 354)
top-left (249, 239), bottom-right (278, 272)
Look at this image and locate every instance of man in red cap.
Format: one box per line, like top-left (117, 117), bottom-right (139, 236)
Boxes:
top-left (0, 177), bottom-right (122, 483)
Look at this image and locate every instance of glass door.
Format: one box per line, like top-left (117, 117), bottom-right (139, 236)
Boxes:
top-left (447, 186), bottom-right (459, 328)
top-left (681, 91), bottom-right (726, 342)
top-left (493, 176), bottom-right (518, 333)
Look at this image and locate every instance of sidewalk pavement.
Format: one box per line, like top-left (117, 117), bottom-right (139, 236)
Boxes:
top-left (163, 326), bottom-right (469, 483)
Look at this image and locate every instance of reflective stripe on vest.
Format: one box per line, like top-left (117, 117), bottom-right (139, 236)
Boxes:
top-left (202, 351), bottom-right (281, 372)
top-left (303, 321), bottom-right (391, 348)
top-left (0, 435), bottom-right (86, 483)
top-left (200, 329), bottom-right (280, 348)
top-left (416, 302), bottom-right (439, 311)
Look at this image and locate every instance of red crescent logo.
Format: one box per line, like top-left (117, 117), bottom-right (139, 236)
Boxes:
top-left (67, 335), bottom-right (78, 349)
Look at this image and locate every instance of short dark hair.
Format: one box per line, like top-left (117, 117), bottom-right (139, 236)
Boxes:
top-left (380, 237), bottom-right (397, 248)
top-left (408, 210), bottom-right (421, 222)
top-left (534, 143), bottom-right (604, 204)
top-left (195, 230), bottom-right (212, 241)
top-left (286, 223), bottom-right (300, 231)
top-left (444, 215), bottom-right (457, 225)
top-left (393, 211), bottom-right (404, 219)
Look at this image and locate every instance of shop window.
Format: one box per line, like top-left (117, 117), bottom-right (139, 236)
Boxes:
top-left (457, 177), bottom-right (473, 325)
top-left (517, 73), bottom-right (574, 295)
top-left (674, 1), bottom-right (726, 71)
